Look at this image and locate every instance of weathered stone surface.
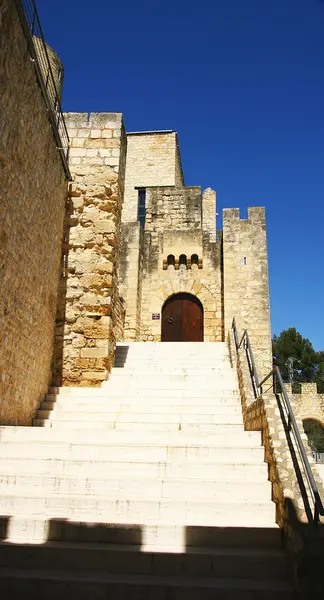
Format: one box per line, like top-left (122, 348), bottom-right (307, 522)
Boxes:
top-left (122, 132), bottom-right (184, 223)
top-left (223, 207), bottom-right (272, 379)
top-left (0, 0), bottom-right (67, 425)
top-left (52, 113), bottom-right (127, 387)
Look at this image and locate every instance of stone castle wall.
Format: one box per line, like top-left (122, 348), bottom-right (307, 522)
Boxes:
top-left (0, 0), bottom-right (67, 424)
top-left (119, 132), bottom-right (185, 339)
top-left (135, 186), bottom-right (222, 342)
top-left (122, 132), bottom-right (183, 223)
top-left (52, 112), bottom-right (127, 387)
top-left (285, 383), bottom-right (324, 427)
top-left (223, 207), bottom-right (272, 379)
top-left (145, 187), bottom-right (202, 232)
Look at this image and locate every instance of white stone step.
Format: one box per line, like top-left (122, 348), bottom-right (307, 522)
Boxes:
top-left (46, 392), bottom-right (241, 404)
top-left (114, 354), bottom-right (230, 360)
top-left (105, 384), bottom-right (238, 394)
top-left (0, 493), bottom-right (276, 526)
top-left (101, 387), bottom-right (240, 397)
top-left (113, 358), bottom-right (230, 364)
top-left (0, 540), bottom-right (289, 580)
top-left (0, 458), bottom-right (268, 479)
top-left (113, 364), bottom-right (231, 371)
top-left (40, 401), bottom-right (243, 415)
top-left (115, 341), bottom-right (227, 349)
top-left (1, 517), bottom-right (282, 548)
top-left (0, 426), bottom-right (262, 446)
top-left (0, 441), bottom-right (265, 464)
top-left (0, 567), bottom-right (293, 599)
top-left (0, 474), bottom-right (271, 502)
top-left (116, 356), bottom-right (230, 359)
top-left (33, 420), bottom-right (246, 433)
top-left (107, 372), bottom-right (236, 382)
top-left (35, 410), bottom-right (244, 425)
top-left (111, 368), bottom-right (235, 375)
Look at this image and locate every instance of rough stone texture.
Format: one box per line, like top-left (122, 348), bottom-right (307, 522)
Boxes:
top-left (120, 184), bottom-right (222, 342)
top-left (202, 188), bottom-right (217, 243)
top-left (52, 113), bottom-right (127, 387)
top-left (223, 207), bottom-right (272, 380)
top-left (0, 0), bottom-right (67, 424)
top-left (32, 36), bottom-right (64, 102)
top-left (114, 295), bottom-right (126, 343)
top-left (122, 131), bottom-right (183, 223)
top-left (119, 222), bottom-right (143, 340)
top-left (284, 383), bottom-right (324, 427)
top-left (140, 186), bottom-right (222, 342)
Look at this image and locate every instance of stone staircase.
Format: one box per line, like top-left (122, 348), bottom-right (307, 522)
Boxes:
top-left (0, 342), bottom-right (294, 598)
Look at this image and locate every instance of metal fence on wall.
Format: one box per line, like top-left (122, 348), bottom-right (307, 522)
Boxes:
top-left (313, 453), bottom-right (324, 463)
top-left (14, 0), bottom-right (71, 179)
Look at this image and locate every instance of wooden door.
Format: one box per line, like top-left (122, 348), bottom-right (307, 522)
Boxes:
top-left (161, 293), bottom-right (203, 342)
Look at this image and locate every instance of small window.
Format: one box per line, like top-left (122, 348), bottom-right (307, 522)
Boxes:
top-left (167, 254), bottom-right (175, 268)
top-left (138, 188), bottom-right (146, 229)
top-left (191, 254), bottom-right (199, 266)
top-left (179, 254), bottom-right (187, 269)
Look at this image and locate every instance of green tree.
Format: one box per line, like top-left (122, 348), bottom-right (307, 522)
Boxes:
top-left (272, 328), bottom-right (324, 393)
top-left (303, 419), bottom-right (324, 454)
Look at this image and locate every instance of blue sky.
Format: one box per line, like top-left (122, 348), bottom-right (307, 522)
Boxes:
top-left (38, 0), bottom-right (324, 349)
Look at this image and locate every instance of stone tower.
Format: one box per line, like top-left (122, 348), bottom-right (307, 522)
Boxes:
top-left (119, 130), bottom-right (272, 378)
top-left (52, 117), bottom-right (271, 389)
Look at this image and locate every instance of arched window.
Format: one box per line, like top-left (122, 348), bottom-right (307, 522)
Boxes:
top-left (191, 254), bottom-right (199, 267)
top-left (167, 254), bottom-right (175, 269)
top-left (179, 254), bottom-right (187, 269)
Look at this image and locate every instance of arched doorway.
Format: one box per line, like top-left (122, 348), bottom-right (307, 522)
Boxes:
top-left (161, 293), bottom-right (203, 342)
top-left (303, 419), bottom-right (324, 454)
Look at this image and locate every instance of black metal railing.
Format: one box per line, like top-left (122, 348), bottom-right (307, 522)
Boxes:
top-left (13, 0), bottom-right (71, 179)
top-left (232, 317), bottom-right (324, 525)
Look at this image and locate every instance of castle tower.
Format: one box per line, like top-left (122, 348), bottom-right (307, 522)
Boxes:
top-left (119, 131), bottom-right (272, 378)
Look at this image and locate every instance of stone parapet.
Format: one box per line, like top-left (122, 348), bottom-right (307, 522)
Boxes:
top-left (223, 206), bottom-right (272, 380)
top-left (286, 384), bottom-right (324, 428)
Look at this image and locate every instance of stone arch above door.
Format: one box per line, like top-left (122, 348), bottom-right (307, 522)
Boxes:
top-left (140, 280), bottom-right (222, 342)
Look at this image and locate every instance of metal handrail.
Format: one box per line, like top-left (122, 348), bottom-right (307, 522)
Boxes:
top-left (13, 0), bottom-right (71, 179)
top-left (236, 325), bottom-right (260, 397)
top-left (232, 317), bottom-right (324, 524)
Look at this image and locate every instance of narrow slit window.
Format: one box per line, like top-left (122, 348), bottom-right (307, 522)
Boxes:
top-left (138, 188), bottom-right (146, 229)
top-left (179, 254), bottom-right (187, 269)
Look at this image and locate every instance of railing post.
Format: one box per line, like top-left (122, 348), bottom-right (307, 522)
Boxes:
top-left (232, 318), bottom-right (239, 350)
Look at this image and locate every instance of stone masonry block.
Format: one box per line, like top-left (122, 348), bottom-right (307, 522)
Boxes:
top-left (80, 348), bottom-right (108, 358)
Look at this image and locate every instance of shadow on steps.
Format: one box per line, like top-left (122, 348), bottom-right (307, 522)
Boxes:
top-left (0, 517), bottom-right (298, 599)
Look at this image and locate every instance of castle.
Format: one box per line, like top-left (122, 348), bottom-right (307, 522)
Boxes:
top-left (1, 1), bottom-right (324, 597)
top-left (56, 116), bottom-right (272, 390)
top-left (0, 0), bottom-right (273, 424)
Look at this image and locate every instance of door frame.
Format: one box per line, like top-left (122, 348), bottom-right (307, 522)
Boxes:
top-left (161, 293), bottom-right (204, 342)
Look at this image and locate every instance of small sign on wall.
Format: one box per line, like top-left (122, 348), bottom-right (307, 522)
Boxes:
top-left (152, 313), bottom-right (160, 320)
